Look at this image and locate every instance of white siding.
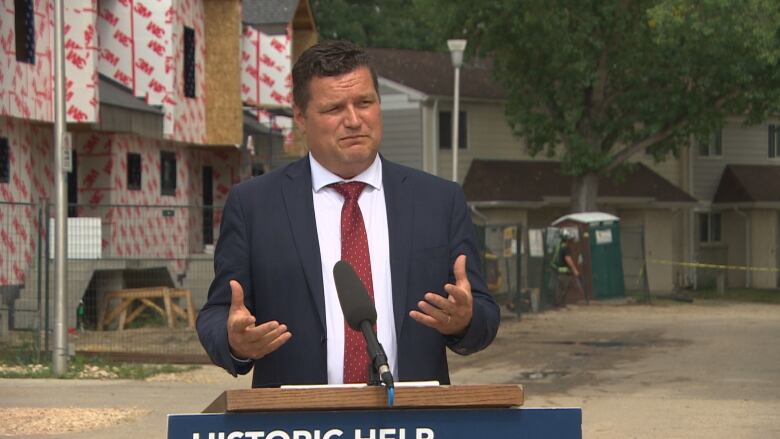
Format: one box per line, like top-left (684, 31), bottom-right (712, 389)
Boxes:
top-left (693, 118), bottom-right (780, 202)
top-left (634, 153), bottom-right (683, 187)
top-left (380, 108), bottom-right (424, 170)
top-left (431, 100), bottom-right (684, 186)
top-left (435, 101), bottom-right (530, 182)
top-left (378, 83), bottom-right (403, 96)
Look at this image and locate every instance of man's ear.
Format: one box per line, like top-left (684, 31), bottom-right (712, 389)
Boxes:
top-left (293, 105), bottom-right (306, 135)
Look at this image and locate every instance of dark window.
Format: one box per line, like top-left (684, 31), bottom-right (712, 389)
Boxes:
top-left (698, 212), bottom-right (721, 243)
top-left (769, 125), bottom-right (779, 158)
top-left (439, 111), bottom-right (467, 149)
top-left (14, 0), bottom-right (35, 64)
top-left (183, 26), bottom-right (196, 98)
top-left (698, 130), bottom-right (722, 157)
top-left (67, 150), bottom-right (78, 217)
top-left (0, 138), bottom-right (9, 183)
top-left (127, 153), bottom-right (141, 190)
top-left (202, 166), bottom-right (213, 245)
top-left (710, 213), bottom-right (721, 242)
top-left (160, 151), bottom-right (177, 196)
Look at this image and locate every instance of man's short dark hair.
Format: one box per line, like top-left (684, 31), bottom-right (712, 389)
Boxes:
top-left (292, 40), bottom-right (379, 111)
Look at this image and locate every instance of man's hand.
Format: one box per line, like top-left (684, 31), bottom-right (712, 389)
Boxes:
top-left (409, 254), bottom-right (473, 336)
top-left (227, 280), bottom-right (292, 360)
top-left (564, 255), bottom-right (580, 277)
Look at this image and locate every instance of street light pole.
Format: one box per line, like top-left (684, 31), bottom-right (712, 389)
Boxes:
top-left (53, 0), bottom-right (69, 375)
top-left (447, 39), bottom-right (466, 183)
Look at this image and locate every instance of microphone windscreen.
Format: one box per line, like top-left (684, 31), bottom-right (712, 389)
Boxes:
top-left (333, 260), bottom-right (377, 330)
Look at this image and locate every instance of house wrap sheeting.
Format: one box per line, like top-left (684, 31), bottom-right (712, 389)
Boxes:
top-left (0, 117), bottom-right (53, 287)
top-left (97, 0), bottom-right (207, 143)
top-left (240, 24), bottom-right (294, 141)
top-left (0, 0), bottom-right (99, 123)
top-left (241, 25), bottom-right (291, 110)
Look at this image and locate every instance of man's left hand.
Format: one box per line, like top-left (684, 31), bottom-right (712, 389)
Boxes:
top-left (410, 254), bottom-right (473, 336)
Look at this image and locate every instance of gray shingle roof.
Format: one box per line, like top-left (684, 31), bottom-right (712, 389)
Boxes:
top-left (98, 76), bottom-right (162, 114)
top-left (243, 0), bottom-right (299, 26)
top-left (366, 48), bottom-right (506, 100)
top-left (463, 160), bottom-right (696, 204)
top-left (713, 164), bottom-right (780, 203)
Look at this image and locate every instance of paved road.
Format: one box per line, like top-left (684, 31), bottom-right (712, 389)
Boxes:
top-left (449, 301), bottom-right (780, 438)
top-left (2, 300), bottom-right (779, 438)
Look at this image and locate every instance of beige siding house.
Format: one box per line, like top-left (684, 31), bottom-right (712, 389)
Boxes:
top-left (368, 48), bottom-right (696, 294)
top-left (692, 118), bottom-right (780, 289)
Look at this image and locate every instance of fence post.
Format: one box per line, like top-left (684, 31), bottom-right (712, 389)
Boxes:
top-left (44, 200), bottom-right (51, 354)
top-left (639, 225), bottom-right (651, 303)
top-left (36, 199), bottom-right (45, 357)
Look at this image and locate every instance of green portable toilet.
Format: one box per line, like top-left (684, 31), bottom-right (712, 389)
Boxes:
top-left (552, 212), bottom-right (625, 299)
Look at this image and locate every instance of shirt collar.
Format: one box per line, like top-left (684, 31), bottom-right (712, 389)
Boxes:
top-left (309, 153), bottom-right (383, 193)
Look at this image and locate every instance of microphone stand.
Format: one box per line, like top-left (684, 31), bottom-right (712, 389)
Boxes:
top-left (359, 321), bottom-right (395, 405)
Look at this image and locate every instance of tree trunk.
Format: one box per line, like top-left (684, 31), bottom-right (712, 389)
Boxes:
top-left (570, 172), bottom-right (599, 213)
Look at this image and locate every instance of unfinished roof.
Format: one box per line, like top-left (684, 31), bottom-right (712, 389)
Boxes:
top-left (99, 76), bottom-right (162, 115)
top-left (97, 76), bottom-right (164, 138)
top-left (243, 112), bottom-right (271, 135)
top-left (713, 164), bottom-right (780, 204)
top-left (365, 48), bottom-right (506, 100)
top-left (463, 160), bottom-right (696, 207)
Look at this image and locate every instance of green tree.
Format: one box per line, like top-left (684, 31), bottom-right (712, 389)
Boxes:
top-left (311, 0), bottom-right (438, 50)
top-left (421, 0), bottom-right (780, 211)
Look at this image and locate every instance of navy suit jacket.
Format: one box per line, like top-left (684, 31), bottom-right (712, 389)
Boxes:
top-left (196, 156), bottom-right (499, 387)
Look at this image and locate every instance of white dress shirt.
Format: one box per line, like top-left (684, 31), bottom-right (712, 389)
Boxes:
top-left (309, 154), bottom-right (397, 384)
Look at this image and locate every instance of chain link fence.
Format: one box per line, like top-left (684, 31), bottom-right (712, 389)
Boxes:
top-left (0, 201), bottom-right (47, 363)
top-left (474, 223), bottom-right (651, 315)
top-left (1, 201), bottom-right (222, 364)
top-left (3, 202), bottom-right (656, 363)
top-left (474, 224), bottom-right (523, 314)
top-left (620, 226), bottom-right (650, 300)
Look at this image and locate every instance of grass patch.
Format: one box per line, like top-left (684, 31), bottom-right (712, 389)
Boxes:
top-left (0, 343), bottom-right (196, 379)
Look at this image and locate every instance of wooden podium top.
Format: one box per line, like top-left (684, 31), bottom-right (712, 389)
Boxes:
top-left (203, 384), bottom-right (523, 413)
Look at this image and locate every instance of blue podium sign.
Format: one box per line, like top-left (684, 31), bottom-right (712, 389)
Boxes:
top-left (168, 407), bottom-right (581, 439)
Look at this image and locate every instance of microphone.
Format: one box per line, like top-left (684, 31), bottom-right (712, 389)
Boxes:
top-left (333, 260), bottom-right (394, 390)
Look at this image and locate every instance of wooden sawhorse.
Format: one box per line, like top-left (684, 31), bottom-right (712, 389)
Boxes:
top-left (98, 287), bottom-right (195, 331)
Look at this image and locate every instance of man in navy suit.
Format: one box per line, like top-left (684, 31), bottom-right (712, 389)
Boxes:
top-left (197, 41), bottom-right (500, 388)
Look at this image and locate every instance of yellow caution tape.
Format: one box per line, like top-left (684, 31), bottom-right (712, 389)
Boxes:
top-left (648, 259), bottom-right (780, 273)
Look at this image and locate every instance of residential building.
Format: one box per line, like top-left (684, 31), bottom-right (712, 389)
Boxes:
top-left (0, 0), bottom-right (315, 330)
top-left (688, 118), bottom-right (780, 289)
top-left (367, 47), bottom-right (699, 294)
top-left (241, 0), bottom-right (317, 172)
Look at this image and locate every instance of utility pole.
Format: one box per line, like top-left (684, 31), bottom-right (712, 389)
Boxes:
top-left (447, 39), bottom-right (466, 183)
top-left (52, 0), bottom-right (69, 375)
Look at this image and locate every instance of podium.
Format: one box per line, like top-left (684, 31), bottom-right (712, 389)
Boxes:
top-left (168, 385), bottom-right (582, 438)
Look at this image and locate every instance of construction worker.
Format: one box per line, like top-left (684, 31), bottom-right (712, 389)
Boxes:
top-left (551, 229), bottom-right (582, 306)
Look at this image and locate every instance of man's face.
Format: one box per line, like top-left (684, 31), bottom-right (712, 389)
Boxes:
top-left (294, 66), bottom-right (383, 179)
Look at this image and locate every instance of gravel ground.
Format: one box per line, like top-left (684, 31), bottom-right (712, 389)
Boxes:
top-left (0, 408), bottom-right (148, 436)
top-left (1, 299), bottom-right (779, 438)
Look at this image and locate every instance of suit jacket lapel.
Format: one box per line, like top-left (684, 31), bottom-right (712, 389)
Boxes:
top-left (281, 157), bottom-right (326, 332)
top-left (382, 158), bottom-right (413, 338)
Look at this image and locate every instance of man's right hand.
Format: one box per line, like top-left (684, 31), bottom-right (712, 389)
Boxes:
top-left (227, 280), bottom-right (292, 360)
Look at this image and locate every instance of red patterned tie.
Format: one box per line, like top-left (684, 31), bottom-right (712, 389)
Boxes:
top-left (331, 182), bottom-right (374, 383)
